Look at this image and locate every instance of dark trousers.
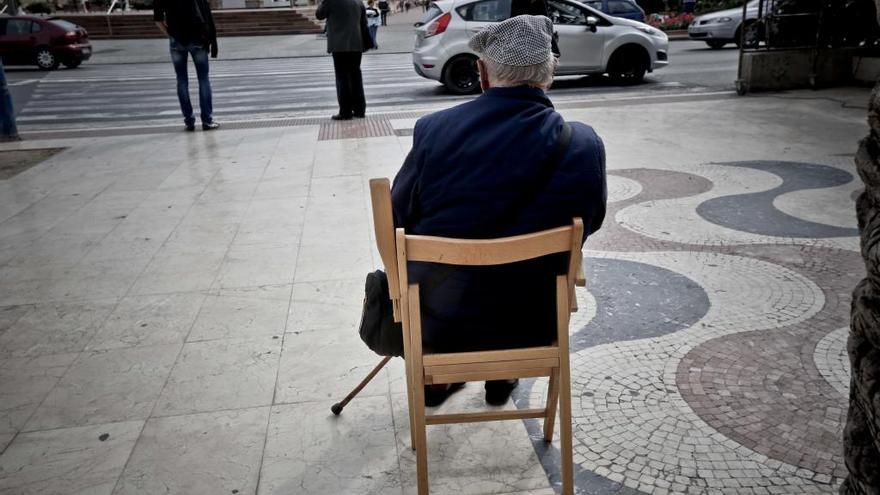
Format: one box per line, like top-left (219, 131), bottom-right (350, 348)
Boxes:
top-left (0, 60), bottom-right (18, 138)
top-left (331, 52), bottom-right (366, 117)
top-left (380, 10), bottom-right (388, 25)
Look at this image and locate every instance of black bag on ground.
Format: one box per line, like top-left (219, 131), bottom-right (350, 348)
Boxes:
top-left (358, 270), bottom-right (404, 357)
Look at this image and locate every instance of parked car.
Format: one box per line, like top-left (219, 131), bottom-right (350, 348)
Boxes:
top-left (582, 0), bottom-right (645, 22)
top-left (687, 0), bottom-right (759, 48)
top-left (413, 0), bottom-right (668, 94)
top-left (0, 15), bottom-right (91, 70)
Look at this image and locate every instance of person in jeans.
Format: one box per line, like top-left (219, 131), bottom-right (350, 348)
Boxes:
top-left (154, 0), bottom-right (220, 131)
top-left (392, 16), bottom-right (606, 407)
top-left (366, 0), bottom-right (381, 49)
top-left (0, 60), bottom-right (20, 142)
top-left (317, 0), bottom-right (370, 120)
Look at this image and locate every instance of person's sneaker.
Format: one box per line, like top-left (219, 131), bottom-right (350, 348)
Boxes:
top-left (485, 379), bottom-right (519, 406)
top-left (184, 123), bottom-right (195, 132)
top-left (331, 114), bottom-right (353, 121)
top-left (202, 122), bottom-right (220, 131)
top-left (424, 382), bottom-right (465, 407)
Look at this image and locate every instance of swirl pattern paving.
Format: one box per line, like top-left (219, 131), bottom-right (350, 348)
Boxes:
top-left (514, 159), bottom-right (863, 494)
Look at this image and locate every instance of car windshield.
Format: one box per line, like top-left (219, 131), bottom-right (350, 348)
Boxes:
top-left (418, 5), bottom-right (443, 24)
top-left (49, 19), bottom-right (79, 31)
top-left (457, 0), bottom-right (512, 22)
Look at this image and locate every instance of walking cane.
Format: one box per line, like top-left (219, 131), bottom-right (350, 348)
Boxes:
top-left (331, 356), bottom-right (392, 415)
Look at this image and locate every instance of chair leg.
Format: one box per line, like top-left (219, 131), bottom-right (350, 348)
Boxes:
top-left (411, 367), bottom-right (430, 494)
top-left (558, 364), bottom-right (575, 495)
top-left (543, 367), bottom-right (560, 442)
top-left (405, 354), bottom-right (417, 449)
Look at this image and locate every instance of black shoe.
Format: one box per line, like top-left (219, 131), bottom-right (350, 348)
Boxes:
top-left (424, 382), bottom-right (465, 407)
top-left (202, 122), bottom-right (220, 131)
top-left (485, 379), bottom-right (518, 406)
top-left (184, 123), bottom-right (195, 132)
top-left (331, 114), bottom-right (353, 121)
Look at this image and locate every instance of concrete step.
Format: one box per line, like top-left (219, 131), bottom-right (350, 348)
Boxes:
top-left (59, 9), bottom-right (321, 39)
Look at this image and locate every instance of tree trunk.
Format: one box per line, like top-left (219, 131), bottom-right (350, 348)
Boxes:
top-left (840, 3), bottom-right (880, 492)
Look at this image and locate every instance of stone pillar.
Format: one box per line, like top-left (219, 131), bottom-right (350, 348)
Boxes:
top-left (840, 1), bottom-right (880, 492)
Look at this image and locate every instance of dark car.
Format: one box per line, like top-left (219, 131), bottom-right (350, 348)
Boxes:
top-left (583, 0), bottom-right (645, 21)
top-left (0, 16), bottom-right (91, 70)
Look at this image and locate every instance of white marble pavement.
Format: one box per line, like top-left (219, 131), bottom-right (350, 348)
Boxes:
top-left (0, 86), bottom-right (868, 494)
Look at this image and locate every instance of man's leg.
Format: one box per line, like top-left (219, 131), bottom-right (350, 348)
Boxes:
top-left (169, 40), bottom-right (195, 128)
top-left (190, 43), bottom-right (216, 127)
top-left (348, 52), bottom-right (366, 117)
top-left (331, 52), bottom-right (353, 118)
top-left (0, 60), bottom-right (20, 140)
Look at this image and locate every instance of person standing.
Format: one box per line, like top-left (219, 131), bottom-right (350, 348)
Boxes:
top-left (366, 0), bottom-right (381, 49)
top-left (0, 60), bottom-right (20, 142)
top-left (154, 0), bottom-right (220, 132)
top-left (378, 0), bottom-right (390, 26)
top-left (317, 0), bottom-right (370, 120)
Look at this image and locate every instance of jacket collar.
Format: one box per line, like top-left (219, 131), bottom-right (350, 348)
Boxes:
top-left (481, 86), bottom-right (553, 107)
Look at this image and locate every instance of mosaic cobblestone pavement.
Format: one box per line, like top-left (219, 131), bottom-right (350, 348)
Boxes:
top-left (0, 89), bottom-right (867, 495)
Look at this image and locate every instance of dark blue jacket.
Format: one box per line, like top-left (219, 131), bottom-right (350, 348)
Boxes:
top-left (392, 86), bottom-right (606, 352)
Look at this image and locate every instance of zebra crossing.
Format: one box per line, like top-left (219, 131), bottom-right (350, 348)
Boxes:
top-left (10, 45), bottom-right (740, 130)
top-left (15, 54), bottom-right (450, 128)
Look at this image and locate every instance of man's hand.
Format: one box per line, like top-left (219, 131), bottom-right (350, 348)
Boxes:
top-left (155, 21), bottom-right (169, 37)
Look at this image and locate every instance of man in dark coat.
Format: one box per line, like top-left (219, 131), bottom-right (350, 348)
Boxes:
top-left (391, 16), bottom-right (606, 406)
top-left (511, 0), bottom-right (560, 56)
top-left (154, 0), bottom-right (219, 132)
top-left (317, 0), bottom-right (370, 120)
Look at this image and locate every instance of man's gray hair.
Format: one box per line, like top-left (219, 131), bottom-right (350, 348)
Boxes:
top-left (481, 55), bottom-right (557, 89)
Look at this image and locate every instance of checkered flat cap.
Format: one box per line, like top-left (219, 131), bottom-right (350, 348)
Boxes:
top-left (468, 15), bottom-right (554, 67)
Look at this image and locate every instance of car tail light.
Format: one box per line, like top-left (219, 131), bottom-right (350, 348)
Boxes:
top-left (64, 31), bottom-right (79, 42)
top-left (425, 12), bottom-right (451, 38)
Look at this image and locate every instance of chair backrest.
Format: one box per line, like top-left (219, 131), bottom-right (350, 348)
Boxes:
top-left (369, 178), bottom-right (402, 322)
top-left (396, 219), bottom-right (584, 313)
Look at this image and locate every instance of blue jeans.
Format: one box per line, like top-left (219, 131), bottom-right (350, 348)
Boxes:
top-left (0, 60), bottom-right (18, 138)
top-left (369, 25), bottom-right (378, 47)
top-left (169, 39), bottom-right (213, 126)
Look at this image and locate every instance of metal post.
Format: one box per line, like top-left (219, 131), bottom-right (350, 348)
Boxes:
top-left (735, 0), bottom-right (749, 94)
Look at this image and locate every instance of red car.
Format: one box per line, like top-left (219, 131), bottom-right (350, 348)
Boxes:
top-left (0, 15), bottom-right (91, 70)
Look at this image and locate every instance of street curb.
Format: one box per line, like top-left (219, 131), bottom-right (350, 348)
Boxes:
top-left (87, 50), bottom-right (413, 65)
top-left (666, 30), bottom-right (689, 41)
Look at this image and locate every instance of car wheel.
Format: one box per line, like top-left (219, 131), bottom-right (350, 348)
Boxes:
top-left (706, 40), bottom-right (727, 49)
top-left (63, 59), bottom-right (82, 69)
top-left (442, 55), bottom-right (480, 95)
top-left (607, 46), bottom-right (648, 85)
top-left (35, 48), bottom-right (59, 70)
top-left (741, 21), bottom-right (761, 48)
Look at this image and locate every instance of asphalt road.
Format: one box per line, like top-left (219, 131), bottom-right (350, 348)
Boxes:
top-left (5, 40), bottom-right (739, 130)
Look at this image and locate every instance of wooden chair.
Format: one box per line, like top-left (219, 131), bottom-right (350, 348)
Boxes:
top-left (369, 178), bottom-right (584, 495)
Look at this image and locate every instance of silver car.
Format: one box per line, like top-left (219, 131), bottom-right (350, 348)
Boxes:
top-left (687, 0), bottom-right (760, 48)
top-left (412, 0), bottom-right (669, 94)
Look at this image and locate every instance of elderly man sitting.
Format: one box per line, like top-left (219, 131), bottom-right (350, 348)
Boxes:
top-left (391, 15), bottom-right (607, 407)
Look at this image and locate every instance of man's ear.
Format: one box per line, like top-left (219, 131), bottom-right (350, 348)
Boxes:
top-left (477, 59), bottom-right (491, 91)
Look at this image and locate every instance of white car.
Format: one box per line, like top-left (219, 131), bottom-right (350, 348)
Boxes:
top-left (412, 0), bottom-right (669, 94)
top-left (687, 0), bottom-right (760, 49)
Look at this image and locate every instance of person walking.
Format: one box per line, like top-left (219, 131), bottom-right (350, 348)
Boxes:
top-left (154, 0), bottom-right (220, 132)
top-left (0, 60), bottom-right (20, 142)
top-left (317, 0), bottom-right (371, 120)
top-left (378, 0), bottom-right (390, 26)
top-left (366, 0), bottom-right (381, 49)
